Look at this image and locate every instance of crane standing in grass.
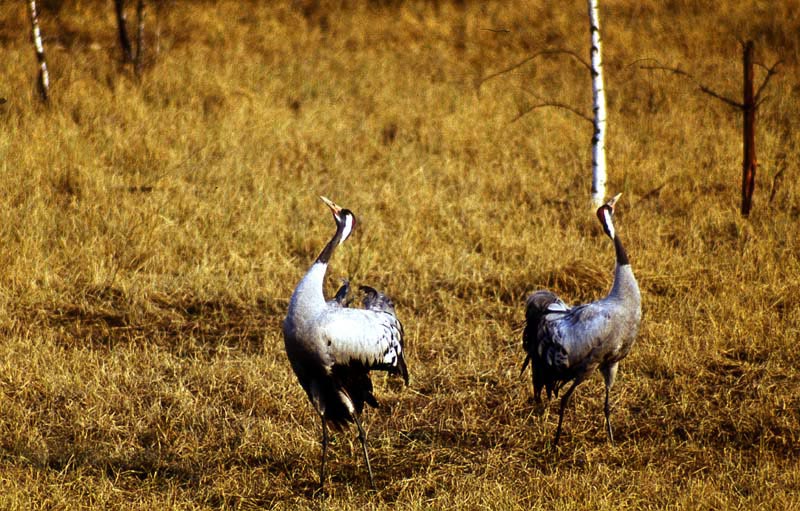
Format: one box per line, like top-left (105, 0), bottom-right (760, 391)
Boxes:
top-left (283, 197), bottom-right (409, 491)
top-left (522, 194), bottom-right (641, 446)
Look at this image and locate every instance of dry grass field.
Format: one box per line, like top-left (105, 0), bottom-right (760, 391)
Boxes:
top-left (1, 0), bottom-right (799, 508)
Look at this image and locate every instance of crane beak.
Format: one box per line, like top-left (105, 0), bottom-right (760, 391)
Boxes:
top-left (605, 193), bottom-right (622, 210)
top-left (320, 196), bottom-right (342, 217)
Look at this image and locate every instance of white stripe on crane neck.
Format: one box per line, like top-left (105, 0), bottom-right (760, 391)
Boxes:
top-left (602, 209), bottom-right (615, 239)
top-left (339, 214), bottom-right (354, 244)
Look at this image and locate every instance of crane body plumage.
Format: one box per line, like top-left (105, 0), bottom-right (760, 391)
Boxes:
top-left (522, 194), bottom-right (641, 446)
top-left (283, 197), bottom-right (407, 491)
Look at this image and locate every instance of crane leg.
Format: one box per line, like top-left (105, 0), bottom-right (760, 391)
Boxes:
top-left (318, 417), bottom-right (329, 491)
top-left (352, 413), bottom-right (376, 491)
top-left (554, 379), bottom-right (582, 447)
top-left (604, 386), bottom-right (614, 444)
top-left (601, 362), bottom-right (618, 444)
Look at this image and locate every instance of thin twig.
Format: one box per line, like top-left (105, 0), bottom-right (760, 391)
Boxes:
top-left (639, 64), bottom-right (694, 79)
top-left (754, 61), bottom-right (771, 73)
top-left (754, 60), bottom-right (781, 103)
top-left (511, 102), bottom-right (593, 124)
top-left (640, 182), bottom-right (666, 201)
top-left (479, 49), bottom-right (591, 89)
top-left (481, 28), bottom-right (510, 33)
top-left (698, 85), bottom-right (742, 109)
top-left (624, 57), bottom-right (660, 71)
top-left (641, 63), bottom-right (743, 109)
top-left (768, 166), bottom-right (785, 204)
top-left (769, 154), bottom-right (787, 204)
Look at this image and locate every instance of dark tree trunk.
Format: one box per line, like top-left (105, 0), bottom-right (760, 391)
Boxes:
top-left (741, 41), bottom-right (757, 217)
top-left (114, 0), bottom-right (134, 62)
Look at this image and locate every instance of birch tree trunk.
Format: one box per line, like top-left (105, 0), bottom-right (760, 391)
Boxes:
top-left (588, 0), bottom-right (607, 207)
top-left (28, 0), bottom-right (50, 102)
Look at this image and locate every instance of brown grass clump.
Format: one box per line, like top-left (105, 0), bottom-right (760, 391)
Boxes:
top-left (0, 0), bottom-right (799, 508)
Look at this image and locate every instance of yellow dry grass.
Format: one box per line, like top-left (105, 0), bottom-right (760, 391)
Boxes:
top-left (0, 0), bottom-right (799, 509)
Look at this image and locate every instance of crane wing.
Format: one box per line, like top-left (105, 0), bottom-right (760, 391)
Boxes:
top-left (318, 307), bottom-right (408, 383)
top-left (359, 285), bottom-right (396, 314)
top-left (522, 290), bottom-right (570, 372)
top-left (540, 303), bottom-right (615, 370)
top-left (328, 279), bottom-right (351, 307)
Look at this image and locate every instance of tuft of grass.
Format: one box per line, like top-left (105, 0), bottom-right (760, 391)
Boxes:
top-left (0, 0), bottom-right (799, 508)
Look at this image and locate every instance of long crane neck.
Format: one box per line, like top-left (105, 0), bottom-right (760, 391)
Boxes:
top-left (613, 235), bottom-right (629, 266)
top-left (609, 234), bottom-right (638, 303)
top-left (289, 221), bottom-right (346, 314)
top-left (316, 221), bottom-right (346, 265)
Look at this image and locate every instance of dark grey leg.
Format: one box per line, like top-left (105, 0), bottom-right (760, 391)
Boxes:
top-left (319, 417), bottom-right (329, 491)
top-left (554, 379), bottom-right (582, 447)
top-left (601, 362), bottom-right (618, 444)
top-left (604, 385), bottom-right (614, 444)
top-left (352, 414), bottom-right (376, 490)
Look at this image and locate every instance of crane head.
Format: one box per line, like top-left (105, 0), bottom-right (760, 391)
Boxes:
top-left (320, 196), bottom-right (356, 244)
top-left (596, 193), bottom-right (621, 239)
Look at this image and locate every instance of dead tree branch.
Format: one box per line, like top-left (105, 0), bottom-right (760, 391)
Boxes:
top-left (511, 101), bottom-right (594, 124)
top-left (754, 60), bottom-right (781, 102)
top-left (698, 85), bottom-right (743, 109)
top-left (479, 49), bottom-right (591, 90)
top-left (640, 42), bottom-right (781, 217)
top-left (640, 63), bottom-right (743, 108)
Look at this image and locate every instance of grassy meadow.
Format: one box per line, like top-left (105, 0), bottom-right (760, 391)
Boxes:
top-left (1, 0), bottom-right (799, 508)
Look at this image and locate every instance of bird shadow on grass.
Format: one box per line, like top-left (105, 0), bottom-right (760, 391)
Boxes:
top-left (37, 289), bottom-right (278, 357)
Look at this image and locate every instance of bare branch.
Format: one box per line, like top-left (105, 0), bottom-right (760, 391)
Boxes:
top-left (755, 95), bottom-right (770, 110)
top-left (754, 61), bottom-right (771, 73)
top-left (640, 182), bottom-right (666, 201)
top-left (641, 62), bottom-right (743, 109)
top-left (547, 49), bottom-right (591, 71)
top-left (639, 64), bottom-right (694, 79)
top-left (769, 164), bottom-right (786, 205)
top-left (754, 60), bottom-right (781, 103)
top-left (481, 28), bottom-right (510, 33)
top-left (624, 57), bottom-right (661, 71)
top-left (698, 85), bottom-right (743, 109)
top-left (511, 102), bottom-right (593, 124)
top-left (479, 49), bottom-right (591, 89)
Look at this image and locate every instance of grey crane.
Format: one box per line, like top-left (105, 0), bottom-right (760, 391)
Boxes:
top-left (521, 193), bottom-right (641, 446)
top-left (283, 196), bottom-right (409, 491)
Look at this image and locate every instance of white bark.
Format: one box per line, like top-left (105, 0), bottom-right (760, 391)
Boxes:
top-left (588, 0), bottom-right (607, 207)
top-left (28, 0), bottom-right (50, 102)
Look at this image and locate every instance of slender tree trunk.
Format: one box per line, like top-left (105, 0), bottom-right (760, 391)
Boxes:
top-left (114, 0), bottom-right (134, 62)
top-left (134, 0), bottom-right (145, 77)
top-left (27, 0), bottom-right (50, 102)
top-left (588, 0), bottom-right (607, 207)
top-left (741, 41), bottom-right (757, 217)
